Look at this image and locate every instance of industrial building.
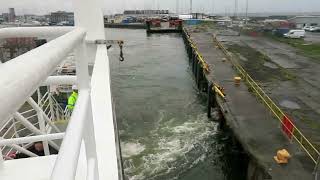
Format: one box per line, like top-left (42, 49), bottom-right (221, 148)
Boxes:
top-left (49, 11), bottom-right (74, 25)
top-left (124, 10), bottom-right (169, 16)
top-left (0, 14), bottom-right (5, 23)
top-left (0, 8), bottom-right (16, 23)
top-left (289, 16), bottom-right (320, 28)
top-left (8, 8), bottom-right (15, 22)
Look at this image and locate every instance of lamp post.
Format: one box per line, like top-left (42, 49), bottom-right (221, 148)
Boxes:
top-left (212, 0), bottom-right (215, 16)
top-left (245, 0), bottom-right (249, 24)
top-left (176, 0), bottom-right (180, 14)
top-left (234, 0), bottom-right (238, 18)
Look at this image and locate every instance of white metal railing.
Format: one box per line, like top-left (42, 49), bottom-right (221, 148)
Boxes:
top-left (0, 28), bottom-right (86, 121)
top-left (0, 26), bottom-right (120, 180)
top-left (0, 0), bottom-right (122, 179)
top-left (0, 106), bottom-right (59, 158)
top-left (0, 26), bottom-right (95, 178)
top-left (90, 44), bottom-right (122, 180)
top-left (51, 90), bottom-right (94, 180)
top-left (37, 93), bottom-right (66, 122)
top-left (0, 133), bottom-right (65, 147)
top-left (0, 90), bottom-right (64, 157)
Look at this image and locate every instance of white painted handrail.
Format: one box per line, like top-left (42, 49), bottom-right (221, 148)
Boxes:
top-left (43, 76), bottom-right (77, 86)
top-left (0, 27), bottom-right (74, 39)
top-left (0, 28), bottom-right (86, 122)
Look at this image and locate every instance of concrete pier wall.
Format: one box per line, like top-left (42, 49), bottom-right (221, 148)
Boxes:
top-left (104, 23), bottom-right (146, 29)
top-left (181, 27), bottom-right (313, 180)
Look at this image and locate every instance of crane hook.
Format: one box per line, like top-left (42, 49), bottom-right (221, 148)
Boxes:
top-left (118, 41), bottom-right (124, 62)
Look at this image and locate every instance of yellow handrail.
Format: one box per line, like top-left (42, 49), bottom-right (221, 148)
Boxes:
top-left (183, 28), bottom-right (210, 73)
top-left (183, 26), bottom-right (319, 167)
top-left (212, 34), bottom-right (320, 164)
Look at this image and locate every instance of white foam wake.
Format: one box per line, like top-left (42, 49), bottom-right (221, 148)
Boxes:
top-left (122, 112), bottom-right (218, 180)
top-left (121, 142), bottom-right (146, 158)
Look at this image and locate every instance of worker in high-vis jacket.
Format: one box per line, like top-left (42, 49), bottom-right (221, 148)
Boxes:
top-left (67, 85), bottom-right (78, 111)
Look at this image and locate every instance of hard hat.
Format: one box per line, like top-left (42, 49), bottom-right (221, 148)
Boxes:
top-left (72, 85), bottom-right (78, 90)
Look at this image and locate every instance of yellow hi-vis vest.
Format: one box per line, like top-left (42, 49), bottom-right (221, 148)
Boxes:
top-left (67, 91), bottom-right (78, 110)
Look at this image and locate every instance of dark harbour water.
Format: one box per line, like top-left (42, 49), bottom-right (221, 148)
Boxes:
top-left (106, 28), bottom-right (248, 180)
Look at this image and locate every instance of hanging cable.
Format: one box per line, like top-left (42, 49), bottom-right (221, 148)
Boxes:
top-left (118, 40), bottom-right (124, 62)
top-left (95, 39), bottom-right (124, 62)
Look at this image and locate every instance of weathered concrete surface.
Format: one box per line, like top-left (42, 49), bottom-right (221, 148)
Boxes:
top-left (185, 26), bottom-right (314, 180)
top-left (305, 32), bottom-right (320, 43)
top-left (216, 31), bottom-right (320, 148)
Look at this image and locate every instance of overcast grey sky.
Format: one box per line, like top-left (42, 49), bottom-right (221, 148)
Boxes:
top-left (0, 0), bottom-right (319, 15)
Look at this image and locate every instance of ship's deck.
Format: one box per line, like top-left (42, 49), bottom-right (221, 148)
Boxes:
top-left (0, 154), bottom-right (87, 180)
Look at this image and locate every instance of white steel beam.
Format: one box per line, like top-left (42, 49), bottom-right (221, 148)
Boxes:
top-left (27, 98), bottom-right (61, 133)
top-left (8, 144), bottom-right (38, 157)
top-left (0, 28), bottom-right (86, 122)
top-left (72, 0), bottom-right (106, 64)
top-left (72, 0), bottom-right (105, 41)
top-left (13, 113), bottom-right (60, 150)
top-left (0, 133), bottom-right (64, 146)
top-left (34, 104), bottom-right (61, 133)
top-left (37, 96), bottom-right (50, 155)
top-left (51, 90), bottom-right (90, 180)
top-left (75, 40), bottom-right (90, 90)
top-left (39, 110), bottom-right (50, 156)
top-left (0, 138), bottom-right (39, 158)
top-left (76, 36), bottom-right (99, 179)
top-left (83, 97), bottom-right (99, 180)
top-left (91, 45), bottom-right (119, 180)
top-left (0, 148), bottom-right (3, 165)
top-left (86, 158), bottom-right (96, 180)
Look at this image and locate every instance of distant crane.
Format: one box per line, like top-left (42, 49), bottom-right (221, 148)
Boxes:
top-left (190, 0), bottom-right (192, 14)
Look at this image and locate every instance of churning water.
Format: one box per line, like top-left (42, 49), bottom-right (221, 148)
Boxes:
top-left (107, 29), bottom-right (247, 180)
